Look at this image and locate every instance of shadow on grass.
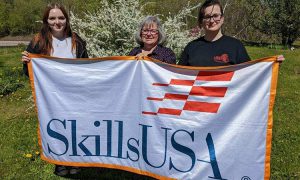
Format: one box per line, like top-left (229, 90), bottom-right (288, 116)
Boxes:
top-left (60, 167), bottom-right (155, 180)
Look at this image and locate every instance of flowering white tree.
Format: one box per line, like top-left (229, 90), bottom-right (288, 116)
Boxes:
top-left (71, 0), bottom-right (201, 60)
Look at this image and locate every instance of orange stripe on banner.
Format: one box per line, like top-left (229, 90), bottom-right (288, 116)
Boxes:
top-left (27, 61), bottom-right (44, 160)
top-left (196, 71), bottom-right (234, 81)
top-left (40, 155), bottom-right (175, 180)
top-left (183, 101), bottom-right (220, 113)
top-left (164, 93), bottom-right (189, 100)
top-left (153, 83), bottom-right (169, 86)
top-left (170, 79), bottom-right (195, 86)
top-left (147, 97), bottom-right (164, 101)
top-left (142, 111), bottom-right (158, 115)
top-left (190, 86), bottom-right (228, 97)
top-left (158, 108), bottom-right (182, 115)
top-left (28, 54), bottom-right (279, 70)
top-left (264, 57), bottom-right (279, 180)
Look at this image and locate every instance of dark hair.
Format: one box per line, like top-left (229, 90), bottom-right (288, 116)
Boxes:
top-left (198, 0), bottom-right (223, 27)
top-left (32, 3), bottom-right (75, 55)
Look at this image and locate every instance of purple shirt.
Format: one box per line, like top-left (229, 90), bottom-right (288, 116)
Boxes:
top-left (129, 45), bottom-right (176, 64)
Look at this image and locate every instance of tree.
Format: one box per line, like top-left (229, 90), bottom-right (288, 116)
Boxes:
top-left (0, 1), bottom-right (10, 36)
top-left (246, 0), bottom-right (300, 47)
top-left (8, 0), bottom-right (45, 35)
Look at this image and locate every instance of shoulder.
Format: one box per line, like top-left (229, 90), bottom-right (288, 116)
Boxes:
top-left (129, 47), bottom-right (141, 56)
top-left (73, 32), bottom-right (86, 44)
top-left (155, 45), bottom-right (176, 64)
top-left (157, 45), bottom-right (174, 54)
top-left (26, 34), bottom-right (40, 53)
top-left (221, 35), bottom-right (244, 45)
top-left (183, 37), bottom-right (204, 51)
top-left (187, 37), bottom-right (205, 46)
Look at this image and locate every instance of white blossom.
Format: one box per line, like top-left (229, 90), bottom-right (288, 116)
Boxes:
top-left (71, 0), bottom-right (201, 61)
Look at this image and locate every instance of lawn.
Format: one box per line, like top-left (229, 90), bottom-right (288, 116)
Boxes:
top-left (0, 46), bottom-right (299, 179)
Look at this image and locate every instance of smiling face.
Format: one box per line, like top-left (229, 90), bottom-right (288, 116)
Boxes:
top-left (141, 23), bottom-right (159, 48)
top-left (47, 8), bottom-right (66, 37)
top-left (201, 5), bottom-right (224, 33)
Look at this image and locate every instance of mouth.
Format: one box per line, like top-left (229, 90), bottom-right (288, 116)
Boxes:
top-left (207, 24), bottom-right (217, 28)
top-left (54, 25), bottom-right (63, 30)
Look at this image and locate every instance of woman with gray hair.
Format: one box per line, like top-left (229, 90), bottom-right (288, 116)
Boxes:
top-left (129, 16), bottom-right (176, 64)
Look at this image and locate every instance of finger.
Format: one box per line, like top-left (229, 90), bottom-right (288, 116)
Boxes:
top-left (21, 51), bottom-right (29, 56)
top-left (21, 56), bottom-right (31, 63)
top-left (276, 55), bottom-right (285, 62)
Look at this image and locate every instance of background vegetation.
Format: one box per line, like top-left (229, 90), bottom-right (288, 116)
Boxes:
top-left (0, 0), bottom-right (299, 47)
top-left (0, 0), bottom-right (299, 179)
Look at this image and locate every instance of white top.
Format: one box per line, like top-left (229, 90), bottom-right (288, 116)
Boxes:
top-left (51, 36), bottom-right (76, 58)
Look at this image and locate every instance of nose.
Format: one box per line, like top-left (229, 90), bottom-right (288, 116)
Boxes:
top-left (209, 17), bottom-right (214, 22)
top-left (55, 18), bottom-right (59, 24)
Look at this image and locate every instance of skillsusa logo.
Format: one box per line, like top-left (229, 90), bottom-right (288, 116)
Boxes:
top-left (142, 71), bottom-right (234, 116)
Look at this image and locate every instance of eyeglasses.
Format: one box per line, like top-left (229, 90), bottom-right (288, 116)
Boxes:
top-left (141, 29), bottom-right (158, 35)
top-left (203, 13), bottom-right (222, 22)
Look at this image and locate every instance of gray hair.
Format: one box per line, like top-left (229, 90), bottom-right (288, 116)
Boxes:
top-left (135, 16), bottom-right (166, 46)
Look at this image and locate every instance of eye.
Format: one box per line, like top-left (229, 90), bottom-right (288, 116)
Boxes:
top-left (48, 17), bottom-right (55, 20)
top-left (58, 16), bottom-right (66, 20)
top-left (203, 15), bottom-right (211, 19)
top-left (213, 14), bottom-right (220, 18)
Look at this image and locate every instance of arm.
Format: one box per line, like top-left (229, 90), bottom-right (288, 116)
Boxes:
top-left (22, 40), bottom-right (37, 76)
top-left (236, 42), bottom-right (251, 64)
top-left (163, 49), bottom-right (176, 64)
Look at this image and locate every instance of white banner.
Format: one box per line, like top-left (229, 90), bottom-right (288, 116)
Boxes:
top-left (28, 55), bottom-right (279, 180)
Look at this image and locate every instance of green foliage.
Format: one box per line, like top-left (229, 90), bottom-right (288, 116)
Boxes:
top-left (0, 2), bottom-right (9, 36)
top-left (7, 0), bottom-right (45, 35)
top-left (246, 0), bottom-right (300, 47)
top-left (140, 0), bottom-right (201, 27)
top-left (0, 66), bottom-right (24, 96)
top-left (0, 46), bottom-right (26, 96)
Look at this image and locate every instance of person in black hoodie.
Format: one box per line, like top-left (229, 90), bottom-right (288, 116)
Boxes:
top-left (179, 0), bottom-right (250, 66)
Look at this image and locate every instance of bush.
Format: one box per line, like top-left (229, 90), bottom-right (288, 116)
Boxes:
top-left (70, 0), bottom-right (201, 60)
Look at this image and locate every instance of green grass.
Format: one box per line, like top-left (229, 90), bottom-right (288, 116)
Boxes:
top-left (248, 46), bottom-right (300, 179)
top-left (0, 46), bottom-right (299, 179)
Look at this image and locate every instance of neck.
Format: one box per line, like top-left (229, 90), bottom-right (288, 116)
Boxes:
top-left (204, 30), bottom-right (223, 42)
top-left (52, 32), bottom-right (65, 40)
top-left (143, 44), bottom-right (157, 52)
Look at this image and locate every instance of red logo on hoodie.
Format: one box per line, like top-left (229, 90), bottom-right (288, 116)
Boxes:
top-left (214, 54), bottom-right (229, 63)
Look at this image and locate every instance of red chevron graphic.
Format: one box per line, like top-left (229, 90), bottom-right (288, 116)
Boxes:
top-left (142, 70), bottom-right (234, 116)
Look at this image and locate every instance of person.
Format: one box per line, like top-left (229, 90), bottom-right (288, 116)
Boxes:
top-left (21, 3), bottom-right (88, 176)
top-left (129, 16), bottom-right (176, 64)
top-left (22, 3), bottom-right (88, 76)
top-left (179, 0), bottom-right (250, 66)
